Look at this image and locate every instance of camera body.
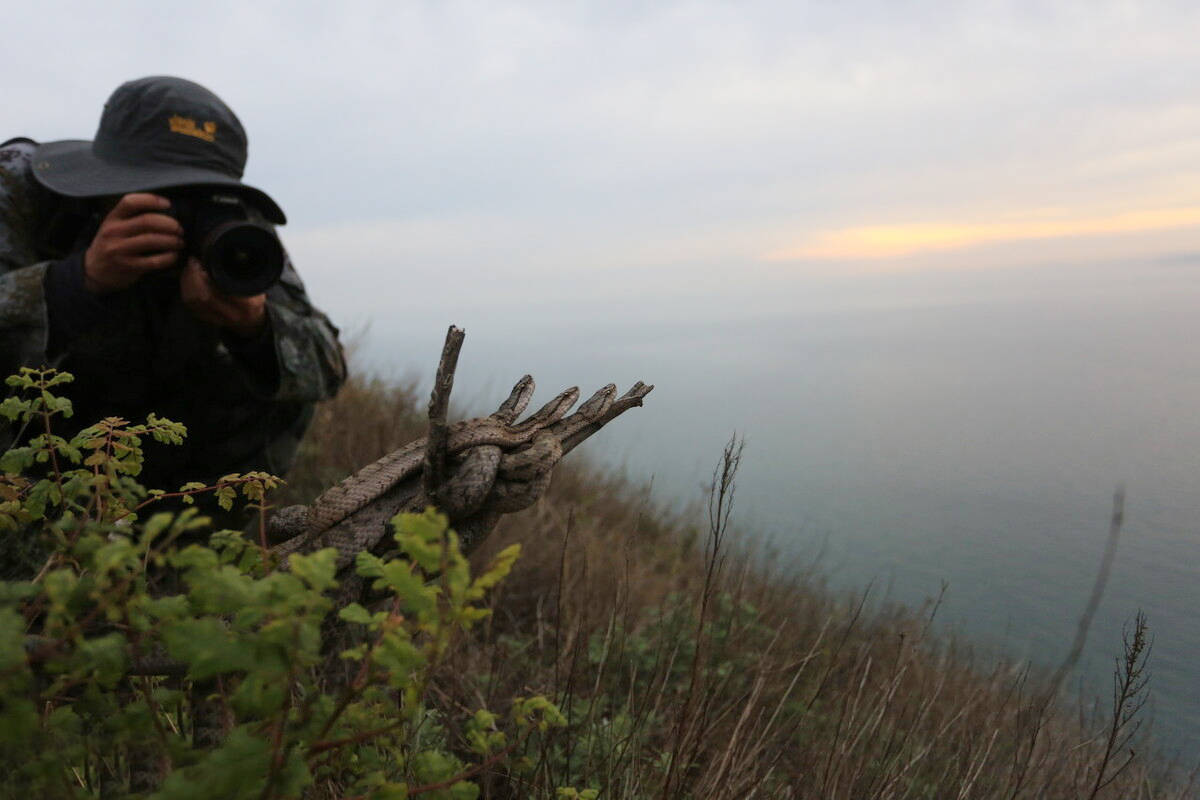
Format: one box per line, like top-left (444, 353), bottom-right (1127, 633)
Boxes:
top-left (163, 190), bottom-right (284, 296)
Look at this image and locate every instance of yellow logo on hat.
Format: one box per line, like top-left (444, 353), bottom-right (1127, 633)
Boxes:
top-left (168, 115), bottom-right (218, 142)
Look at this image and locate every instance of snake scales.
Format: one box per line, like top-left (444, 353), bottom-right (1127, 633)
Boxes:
top-left (268, 328), bottom-right (653, 570)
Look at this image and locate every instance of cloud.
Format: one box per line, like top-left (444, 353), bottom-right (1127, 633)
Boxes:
top-left (765, 207), bottom-right (1200, 261)
top-left (10, 1), bottom-right (1200, 292)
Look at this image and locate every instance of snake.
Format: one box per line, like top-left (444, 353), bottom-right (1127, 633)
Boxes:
top-left (268, 376), bottom-right (653, 569)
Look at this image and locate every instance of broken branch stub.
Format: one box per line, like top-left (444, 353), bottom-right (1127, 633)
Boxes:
top-left (422, 325), bottom-right (465, 504)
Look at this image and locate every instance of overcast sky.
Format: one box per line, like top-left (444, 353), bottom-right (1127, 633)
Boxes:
top-left (8, 1), bottom-right (1200, 335)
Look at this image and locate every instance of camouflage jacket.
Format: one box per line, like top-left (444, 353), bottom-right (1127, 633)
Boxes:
top-left (0, 138), bottom-right (347, 490)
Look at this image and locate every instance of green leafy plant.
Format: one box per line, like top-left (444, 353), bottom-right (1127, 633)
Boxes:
top-left (0, 367), bottom-right (583, 798)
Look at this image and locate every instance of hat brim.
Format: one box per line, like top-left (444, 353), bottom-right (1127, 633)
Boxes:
top-left (32, 140), bottom-right (286, 225)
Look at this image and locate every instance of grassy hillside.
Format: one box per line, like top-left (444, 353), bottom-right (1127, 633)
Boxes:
top-left (282, 371), bottom-right (1195, 799)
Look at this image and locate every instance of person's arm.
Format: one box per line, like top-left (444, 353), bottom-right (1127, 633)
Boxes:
top-left (2, 142), bottom-right (186, 373)
top-left (182, 249), bottom-right (345, 404)
top-left (42, 252), bottom-right (117, 356)
top-left (176, 241), bottom-right (346, 404)
top-left (168, 193), bottom-right (345, 405)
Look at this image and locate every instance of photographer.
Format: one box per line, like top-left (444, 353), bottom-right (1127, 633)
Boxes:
top-left (0, 76), bottom-right (347, 492)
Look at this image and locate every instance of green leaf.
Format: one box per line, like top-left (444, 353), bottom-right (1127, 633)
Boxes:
top-left (75, 632), bottom-right (128, 686)
top-left (138, 594), bottom-right (190, 622)
top-left (216, 484), bottom-right (237, 511)
top-left (512, 696), bottom-right (567, 732)
top-left (93, 538), bottom-right (137, 575)
top-left (42, 568), bottom-right (78, 610)
top-left (0, 697), bottom-right (36, 746)
top-left (375, 560), bottom-right (436, 616)
top-left (338, 603), bottom-right (376, 626)
top-left (392, 509), bottom-right (454, 573)
top-left (289, 548), bottom-right (339, 593)
top-left (169, 544), bottom-right (220, 572)
top-left (0, 606), bottom-right (29, 672)
top-left (465, 709), bottom-right (505, 756)
top-left (356, 550), bottom-right (384, 579)
top-left (0, 396), bottom-right (31, 421)
top-left (140, 511), bottom-right (176, 545)
top-left (0, 446), bottom-right (35, 473)
top-left (25, 479), bottom-right (63, 519)
top-left (410, 750), bottom-right (459, 784)
top-left (162, 617), bottom-right (254, 679)
top-left (151, 726), bottom-right (281, 799)
top-left (0, 581), bottom-right (36, 605)
top-left (367, 784), bottom-right (409, 800)
top-left (469, 544), bottom-right (520, 599)
top-left (186, 565), bottom-right (257, 615)
top-left (373, 632), bottom-right (423, 686)
top-left (230, 672), bottom-right (287, 717)
top-left (145, 412), bottom-right (186, 444)
top-left (449, 781), bottom-right (481, 800)
top-left (209, 529), bottom-right (250, 563)
top-left (339, 643), bottom-right (369, 661)
top-left (44, 370), bottom-right (74, 388)
top-left (47, 394), bottom-right (73, 417)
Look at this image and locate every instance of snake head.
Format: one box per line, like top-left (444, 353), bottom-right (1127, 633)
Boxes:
top-left (511, 385), bottom-right (580, 432)
top-left (557, 381), bottom-right (654, 456)
top-left (491, 375), bottom-right (535, 424)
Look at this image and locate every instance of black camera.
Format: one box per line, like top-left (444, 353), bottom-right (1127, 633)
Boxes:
top-left (164, 191), bottom-right (285, 296)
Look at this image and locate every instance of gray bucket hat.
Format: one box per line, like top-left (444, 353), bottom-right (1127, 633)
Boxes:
top-left (31, 76), bottom-right (286, 224)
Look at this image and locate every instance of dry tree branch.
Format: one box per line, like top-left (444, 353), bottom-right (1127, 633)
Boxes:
top-left (422, 325), bottom-right (465, 506)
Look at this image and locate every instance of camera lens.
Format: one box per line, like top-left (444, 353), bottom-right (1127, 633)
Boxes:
top-left (201, 221), bottom-right (285, 296)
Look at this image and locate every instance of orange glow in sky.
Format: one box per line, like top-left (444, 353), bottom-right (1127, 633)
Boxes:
top-left (765, 207), bottom-right (1200, 261)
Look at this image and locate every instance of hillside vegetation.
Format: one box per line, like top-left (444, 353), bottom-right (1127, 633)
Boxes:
top-left (279, 371), bottom-right (1195, 799)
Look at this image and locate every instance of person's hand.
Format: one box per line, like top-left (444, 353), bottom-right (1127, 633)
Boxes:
top-left (83, 193), bottom-right (183, 293)
top-left (180, 257), bottom-right (268, 338)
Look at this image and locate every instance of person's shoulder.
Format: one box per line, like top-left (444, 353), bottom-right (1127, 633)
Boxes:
top-left (0, 138), bottom-right (47, 269)
top-left (0, 138), bottom-right (37, 168)
top-left (0, 138), bottom-right (39, 193)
